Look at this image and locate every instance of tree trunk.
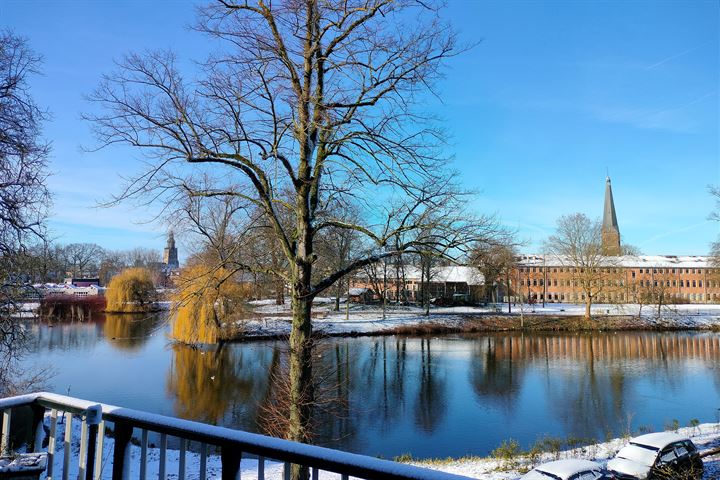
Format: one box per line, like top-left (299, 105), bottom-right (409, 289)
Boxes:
top-left (334, 281), bottom-right (341, 311)
top-left (288, 174), bottom-right (314, 480)
top-left (288, 271), bottom-right (313, 480)
top-left (584, 296), bottom-right (592, 320)
top-left (276, 277), bottom-right (285, 305)
top-left (506, 271), bottom-right (511, 314)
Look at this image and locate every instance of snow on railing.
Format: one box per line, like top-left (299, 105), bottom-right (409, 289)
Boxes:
top-left (0, 392), bottom-right (474, 480)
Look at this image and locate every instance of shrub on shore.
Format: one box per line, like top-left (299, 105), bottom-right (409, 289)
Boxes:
top-left (105, 268), bottom-right (157, 313)
top-left (170, 265), bottom-right (251, 344)
top-left (39, 294), bottom-right (106, 320)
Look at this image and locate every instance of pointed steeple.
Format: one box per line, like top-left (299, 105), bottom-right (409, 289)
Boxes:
top-left (601, 177), bottom-right (621, 256)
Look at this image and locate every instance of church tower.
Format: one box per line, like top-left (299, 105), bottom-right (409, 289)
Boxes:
top-left (601, 177), bottom-right (621, 256)
top-left (163, 231), bottom-right (180, 270)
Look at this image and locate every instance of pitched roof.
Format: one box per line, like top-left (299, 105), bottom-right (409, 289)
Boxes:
top-left (517, 254), bottom-right (715, 268)
top-left (603, 176), bottom-right (619, 231)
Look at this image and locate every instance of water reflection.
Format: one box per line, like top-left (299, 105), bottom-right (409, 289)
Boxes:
top-left (20, 322), bottom-right (720, 459)
top-left (166, 344), bottom-right (273, 426)
top-left (104, 313), bottom-right (164, 351)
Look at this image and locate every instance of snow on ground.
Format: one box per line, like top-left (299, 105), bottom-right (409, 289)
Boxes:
top-left (38, 415), bottom-right (720, 479)
top-left (412, 423), bottom-right (720, 479)
top-left (239, 300), bottom-right (720, 338)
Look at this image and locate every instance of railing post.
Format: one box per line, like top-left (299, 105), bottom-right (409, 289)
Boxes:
top-left (0, 409), bottom-right (10, 456)
top-left (47, 409), bottom-right (58, 480)
top-left (111, 422), bottom-right (133, 480)
top-left (84, 405), bottom-right (102, 480)
top-left (221, 444), bottom-right (242, 480)
top-left (28, 403), bottom-right (46, 453)
top-left (62, 412), bottom-right (73, 480)
top-left (139, 429), bottom-right (148, 480)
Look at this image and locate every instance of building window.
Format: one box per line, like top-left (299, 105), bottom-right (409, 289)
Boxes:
top-left (692, 280), bottom-right (696, 287)
top-left (672, 269), bottom-right (676, 274)
top-left (639, 269), bottom-right (644, 274)
top-left (554, 279), bottom-right (558, 286)
top-left (631, 271), bottom-right (636, 278)
top-left (672, 280), bottom-right (676, 287)
top-left (699, 280), bottom-right (703, 287)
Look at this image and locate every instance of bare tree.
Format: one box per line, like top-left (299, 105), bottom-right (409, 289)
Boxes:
top-left (473, 241), bottom-right (518, 312)
top-left (710, 186), bottom-right (720, 266)
top-left (0, 30), bottom-right (50, 395)
top-left (58, 243), bottom-right (105, 277)
top-left (313, 204), bottom-right (362, 311)
top-left (544, 214), bottom-right (621, 320)
top-left (85, 1), bottom-right (490, 466)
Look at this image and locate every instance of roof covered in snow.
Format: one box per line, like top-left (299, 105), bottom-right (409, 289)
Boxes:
top-left (630, 432), bottom-right (688, 449)
top-left (355, 265), bottom-right (485, 285)
top-left (404, 266), bottom-right (484, 285)
top-left (518, 254), bottom-right (715, 269)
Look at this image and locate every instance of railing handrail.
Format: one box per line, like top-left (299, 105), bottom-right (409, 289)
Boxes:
top-left (1, 392), bottom-right (476, 480)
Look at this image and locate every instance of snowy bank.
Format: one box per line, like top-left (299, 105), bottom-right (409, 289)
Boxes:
top-left (234, 301), bottom-right (720, 339)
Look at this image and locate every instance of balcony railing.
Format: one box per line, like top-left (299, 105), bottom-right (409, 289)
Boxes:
top-left (0, 392), bottom-right (475, 480)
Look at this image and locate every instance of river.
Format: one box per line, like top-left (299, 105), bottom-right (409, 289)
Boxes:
top-left (17, 313), bottom-right (720, 459)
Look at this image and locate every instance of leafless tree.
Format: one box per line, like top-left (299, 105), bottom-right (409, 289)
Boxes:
top-left (0, 31), bottom-right (49, 261)
top-left (472, 240), bottom-right (518, 312)
top-left (85, 1), bottom-right (492, 466)
top-left (0, 30), bottom-right (50, 395)
top-left (58, 242), bottom-right (105, 277)
top-left (710, 186), bottom-right (720, 266)
top-left (544, 213), bottom-right (622, 320)
top-left (313, 204), bottom-right (362, 311)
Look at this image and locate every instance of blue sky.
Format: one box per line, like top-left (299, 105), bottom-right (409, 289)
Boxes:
top-left (2, 0), bottom-right (718, 256)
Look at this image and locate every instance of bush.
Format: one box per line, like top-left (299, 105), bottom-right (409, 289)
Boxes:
top-left (171, 265), bottom-right (251, 344)
top-left (105, 268), bottom-right (157, 313)
top-left (491, 439), bottom-right (522, 471)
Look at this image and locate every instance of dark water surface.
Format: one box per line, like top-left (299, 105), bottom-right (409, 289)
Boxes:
top-left (19, 314), bottom-right (720, 459)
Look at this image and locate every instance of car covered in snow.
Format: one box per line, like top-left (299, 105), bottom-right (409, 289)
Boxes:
top-left (521, 459), bottom-right (612, 480)
top-left (607, 432), bottom-right (703, 479)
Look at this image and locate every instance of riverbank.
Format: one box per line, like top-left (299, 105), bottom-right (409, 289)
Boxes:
top-left (230, 301), bottom-right (720, 341)
top-left (410, 423), bottom-right (720, 479)
top-left (43, 415), bottom-right (720, 479)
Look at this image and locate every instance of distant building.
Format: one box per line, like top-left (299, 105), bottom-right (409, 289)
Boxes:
top-left (601, 176), bottom-right (621, 256)
top-left (350, 265), bottom-right (485, 303)
top-left (63, 278), bottom-right (100, 287)
top-left (503, 177), bottom-right (720, 304)
top-left (163, 231), bottom-right (180, 270)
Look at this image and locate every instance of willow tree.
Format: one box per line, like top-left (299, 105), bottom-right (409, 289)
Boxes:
top-left (87, 0), bottom-right (487, 464)
top-left (105, 267), bottom-right (157, 313)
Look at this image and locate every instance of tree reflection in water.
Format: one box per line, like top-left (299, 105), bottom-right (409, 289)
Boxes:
top-left (167, 343), bottom-right (273, 427)
top-left (104, 313), bottom-right (165, 351)
top-left (470, 336), bottom-right (525, 410)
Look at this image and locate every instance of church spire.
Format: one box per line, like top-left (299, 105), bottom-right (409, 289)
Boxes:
top-left (601, 176), bottom-right (621, 255)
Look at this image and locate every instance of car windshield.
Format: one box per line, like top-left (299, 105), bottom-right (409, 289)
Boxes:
top-left (535, 470), bottom-right (563, 480)
top-left (617, 444), bottom-right (657, 467)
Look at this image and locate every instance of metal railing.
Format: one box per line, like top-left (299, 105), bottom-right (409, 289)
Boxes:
top-left (0, 392), bottom-right (475, 480)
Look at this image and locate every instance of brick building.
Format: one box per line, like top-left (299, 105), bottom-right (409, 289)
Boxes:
top-left (503, 177), bottom-right (719, 305)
